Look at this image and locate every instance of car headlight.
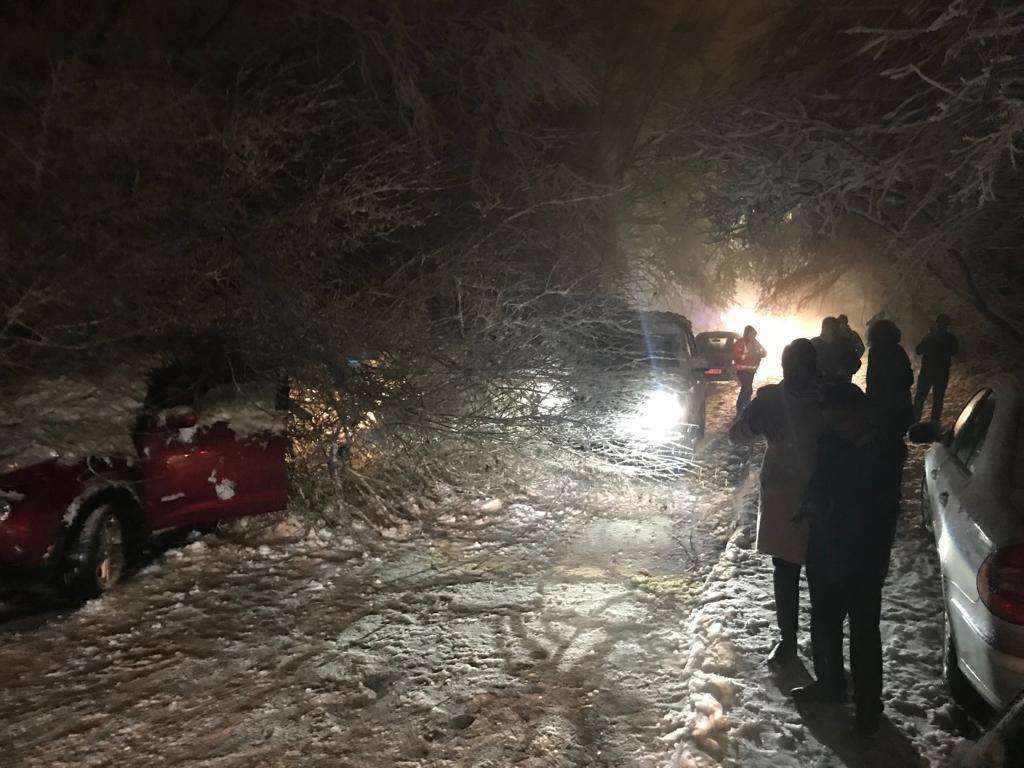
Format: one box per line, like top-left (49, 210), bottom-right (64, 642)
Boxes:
top-left (622, 389), bottom-right (687, 444)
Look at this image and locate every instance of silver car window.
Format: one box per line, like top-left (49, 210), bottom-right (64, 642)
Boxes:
top-left (952, 389), bottom-right (995, 472)
top-left (953, 388), bottom-right (988, 442)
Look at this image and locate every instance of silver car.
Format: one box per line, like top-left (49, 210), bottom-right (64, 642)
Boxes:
top-left (912, 374), bottom-right (1024, 710)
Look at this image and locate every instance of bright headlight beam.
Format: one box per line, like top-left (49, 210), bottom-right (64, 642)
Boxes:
top-left (622, 389), bottom-right (686, 445)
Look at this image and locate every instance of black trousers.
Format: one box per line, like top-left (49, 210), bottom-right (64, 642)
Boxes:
top-left (914, 369), bottom-right (949, 423)
top-left (736, 370), bottom-right (756, 415)
top-left (772, 557), bottom-right (801, 644)
top-left (806, 545), bottom-right (893, 714)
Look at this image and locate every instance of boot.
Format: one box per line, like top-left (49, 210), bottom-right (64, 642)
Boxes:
top-left (767, 640), bottom-right (797, 670)
top-left (854, 709), bottom-right (881, 736)
top-left (790, 681), bottom-right (848, 705)
top-left (854, 700), bottom-right (882, 736)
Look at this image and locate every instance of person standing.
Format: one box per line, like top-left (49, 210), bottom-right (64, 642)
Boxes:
top-left (837, 314), bottom-right (865, 360)
top-left (914, 314), bottom-right (959, 423)
top-left (811, 317), bottom-right (860, 385)
top-left (791, 384), bottom-right (905, 735)
top-left (865, 318), bottom-right (914, 442)
top-left (730, 339), bottom-right (823, 669)
top-left (732, 324), bottom-right (767, 415)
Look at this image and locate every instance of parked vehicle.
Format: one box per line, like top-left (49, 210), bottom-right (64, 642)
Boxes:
top-left (568, 309), bottom-right (707, 475)
top-left (910, 374), bottom-right (1024, 710)
top-left (695, 331), bottom-right (740, 381)
top-left (632, 311), bottom-right (708, 443)
top-left (0, 360), bottom-right (288, 599)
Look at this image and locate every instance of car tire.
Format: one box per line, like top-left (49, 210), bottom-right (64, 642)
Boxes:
top-left (66, 505), bottom-right (127, 600)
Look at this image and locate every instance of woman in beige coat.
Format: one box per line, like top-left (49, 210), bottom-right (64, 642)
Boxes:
top-left (730, 339), bottom-right (823, 669)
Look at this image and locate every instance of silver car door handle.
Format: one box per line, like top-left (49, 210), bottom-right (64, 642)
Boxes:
top-left (939, 491), bottom-right (949, 507)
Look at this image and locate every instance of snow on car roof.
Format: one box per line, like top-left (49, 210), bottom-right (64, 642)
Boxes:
top-left (0, 360), bottom-right (157, 474)
top-left (194, 382), bottom-right (286, 439)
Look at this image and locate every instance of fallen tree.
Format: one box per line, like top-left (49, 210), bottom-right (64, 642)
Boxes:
top-left (1, 1), bottom-right (727, 529)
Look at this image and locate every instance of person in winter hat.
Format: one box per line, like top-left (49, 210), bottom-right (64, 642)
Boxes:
top-left (913, 314), bottom-right (959, 423)
top-left (837, 314), bottom-right (865, 360)
top-left (866, 318), bottom-right (914, 442)
top-left (811, 317), bottom-right (861, 385)
top-left (791, 383), bottom-right (905, 736)
top-left (730, 339), bottom-right (823, 670)
top-left (733, 324), bottom-right (767, 415)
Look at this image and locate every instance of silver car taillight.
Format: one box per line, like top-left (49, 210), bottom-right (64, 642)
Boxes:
top-left (978, 544), bottom-right (1024, 626)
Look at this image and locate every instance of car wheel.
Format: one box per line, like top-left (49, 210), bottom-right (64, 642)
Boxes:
top-left (920, 476), bottom-right (935, 536)
top-left (67, 505), bottom-right (126, 600)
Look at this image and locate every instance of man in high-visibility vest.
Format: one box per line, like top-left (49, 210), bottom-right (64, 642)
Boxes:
top-left (732, 324), bottom-right (767, 415)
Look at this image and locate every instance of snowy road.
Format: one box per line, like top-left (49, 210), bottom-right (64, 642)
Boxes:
top-left (0, 388), bottom-right (742, 767)
top-left (0, 383), bottom-right (966, 767)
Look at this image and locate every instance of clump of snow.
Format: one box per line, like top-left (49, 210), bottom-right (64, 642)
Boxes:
top-left (271, 515), bottom-right (305, 540)
top-left (380, 520), bottom-right (417, 540)
top-left (207, 470), bottom-right (236, 500)
top-left (0, 360), bottom-right (155, 474)
top-left (195, 382), bottom-right (285, 439)
top-left (62, 497), bottom-right (83, 527)
top-left (0, 489), bottom-right (26, 502)
top-left (160, 492), bottom-right (186, 503)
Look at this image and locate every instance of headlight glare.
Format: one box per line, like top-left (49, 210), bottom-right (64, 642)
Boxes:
top-left (623, 389), bottom-right (686, 444)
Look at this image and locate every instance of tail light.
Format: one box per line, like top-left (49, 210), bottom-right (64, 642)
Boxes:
top-left (978, 544), bottom-right (1024, 625)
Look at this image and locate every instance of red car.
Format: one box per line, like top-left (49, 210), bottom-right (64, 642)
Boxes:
top-left (0, 364), bottom-right (288, 599)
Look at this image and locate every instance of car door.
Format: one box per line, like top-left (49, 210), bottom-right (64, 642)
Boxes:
top-left (190, 382), bottom-right (288, 523)
top-left (931, 390), bottom-right (989, 531)
top-left (934, 389), bottom-right (999, 687)
top-left (136, 407), bottom-right (234, 531)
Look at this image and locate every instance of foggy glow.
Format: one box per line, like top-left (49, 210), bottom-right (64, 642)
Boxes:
top-left (720, 304), bottom-right (821, 381)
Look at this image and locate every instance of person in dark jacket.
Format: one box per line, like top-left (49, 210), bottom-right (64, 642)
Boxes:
top-left (866, 319), bottom-right (914, 441)
top-left (790, 384), bottom-right (906, 736)
top-left (732, 324), bottom-right (767, 415)
top-left (837, 314), bottom-right (865, 360)
top-left (730, 339), bottom-right (823, 669)
top-left (812, 317), bottom-right (861, 385)
top-left (914, 314), bottom-right (959, 423)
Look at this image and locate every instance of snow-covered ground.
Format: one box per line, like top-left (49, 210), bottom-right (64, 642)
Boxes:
top-left (0, 386), bottom-right (740, 767)
top-left (658, 451), bottom-right (958, 767)
top-left (0, 383), bottom-right (969, 767)
top-left (658, 378), bottom-right (984, 768)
